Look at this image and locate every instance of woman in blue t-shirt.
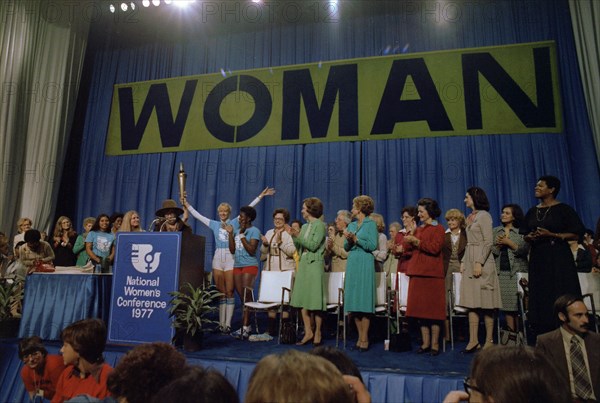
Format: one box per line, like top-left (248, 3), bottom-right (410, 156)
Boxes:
top-left (183, 187), bottom-right (274, 334)
top-left (227, 206), bottom-right (261, 339)
top-left (85, 214), bottom-right (115, 273)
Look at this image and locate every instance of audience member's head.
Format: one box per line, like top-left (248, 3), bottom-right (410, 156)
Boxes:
top-left (466, 345), bottom-right (569, 403)
top-left (245, 350), bottom-right (353, 403)
top-left (109, 212), bottom-right (124, 232)
top-left (417, 198), bottom-right (442, 220)
top-left (16, 217), bottom-right (33, 234)
top-left (291, 220), bottom-right (302, 232)
top-left (370, 213), bottom-right (385, 233)
top-left (24, 229), bottom-right (42, 244)
top-left (19, 336), bottom-right (48, 371)
top-left (466, 187), bottom-right (490, 211)
top-left (444, 208), bottom-right (466, 229)
top-left (554, 294), bottom-right (589, 336)
top-left (107, 342), bottom-right (187, 403)
top-left (310, 346), bottom-right (363, 383)
top-left (538, 175), bottom-right (561, 197)
top-left (151, 366), bottom-right (239, 403)
top-left (0, 233), bottom-right (9, 256)
top-left (352, 195), bottom-right (375, 217)
top-left (60, 318), bottom-right (106, 365)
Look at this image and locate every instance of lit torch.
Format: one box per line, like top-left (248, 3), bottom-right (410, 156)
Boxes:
top-left (178, 162), bottom-right (187, 203)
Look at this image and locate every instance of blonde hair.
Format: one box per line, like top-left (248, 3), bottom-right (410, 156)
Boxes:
top-left (370, 213), bottom-right (385, 233)
top-left (119, 210), bottom-right (142, 232)
top-left (217, 203), bottom-right (232, 218)
top-left (246, 350), bottom-right (352, 403)
top-left (16, 217), bottom-right (32, 234)
top-left (353, 195), bottom-right (375, 216)
top-left (444, 208), bottom-right (466, 229)
top-left (53, 216), bottom-right (76, 239)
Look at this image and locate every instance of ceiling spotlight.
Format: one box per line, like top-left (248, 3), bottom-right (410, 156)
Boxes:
top-left (142, 0), bottom-right (150, 7)
top-left (152, 0), bottom-right (160, 6)
top-left (120, 2), bottom-right (128, 11)
top-left (130, 2), bottom-right (135, 10)
top-left (164, 0), bottom-right (172, 4)
top-left (109, 4), bottom-right (115, 13)
top-left (173, 0), bottom-right (195, 7)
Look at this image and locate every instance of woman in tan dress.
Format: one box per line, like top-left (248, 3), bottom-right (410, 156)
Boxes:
top-left (460, 187), bottom-right (502, 353)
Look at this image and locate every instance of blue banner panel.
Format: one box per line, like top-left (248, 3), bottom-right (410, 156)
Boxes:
top-left (108, 232), bottom-right (181, 344)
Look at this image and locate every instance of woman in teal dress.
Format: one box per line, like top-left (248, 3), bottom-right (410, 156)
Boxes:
top-left (289, 197), bottom-right (326, 346)
top-left (344, 195), bottom-right (378, 351)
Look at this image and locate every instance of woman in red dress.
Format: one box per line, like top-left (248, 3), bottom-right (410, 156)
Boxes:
top-left (404, 198), bottom-right (446, 356)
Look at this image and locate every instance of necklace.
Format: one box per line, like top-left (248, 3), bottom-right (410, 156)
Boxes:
top-left (536, 205), bottom-right (552, 222)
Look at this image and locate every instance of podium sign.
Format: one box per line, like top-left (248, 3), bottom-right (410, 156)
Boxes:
top-left (108, 232), bottom-right (181, 344)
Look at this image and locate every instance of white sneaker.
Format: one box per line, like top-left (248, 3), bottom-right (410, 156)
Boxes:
top-left (231, 327), bottom-right (250, 340)
top-left (249, 333), bottom-right (274, 342)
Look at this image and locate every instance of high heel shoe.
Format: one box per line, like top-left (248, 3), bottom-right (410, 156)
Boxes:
top-left (461, 344), bottom-right (481, 354)
top-left (416, 346), bottom-right (431, 354)
top-left (312, 336), bottom-right (323, 347)
top-left (358, 341), bottom-right (369, 352)
top-left (430, 348), bottom-right (440, 356)
top-left (296, 336), bottom-right (314, 346)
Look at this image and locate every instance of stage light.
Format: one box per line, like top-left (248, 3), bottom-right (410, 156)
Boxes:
top-left (164, 0), bottom-right (172, 4)
top-left (121, 2), bottom-right (128, 11)
top-left (130, 2), bottom-right (136, 10)
top-left (173, 0), bottom-right (195, 7)
top-left (152, 0), bottom-right (160, 6)
top-left (142, 0), bottom-right (150, 6)
top-left (109, 4), bottom-right (116, 13)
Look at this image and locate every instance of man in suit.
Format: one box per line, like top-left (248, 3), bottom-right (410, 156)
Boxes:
top-left (536, 294), bottom-right (600, 402)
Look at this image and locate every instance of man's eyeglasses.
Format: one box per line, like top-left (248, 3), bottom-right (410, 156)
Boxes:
top-left (463, 377), bottom-right (484, 396)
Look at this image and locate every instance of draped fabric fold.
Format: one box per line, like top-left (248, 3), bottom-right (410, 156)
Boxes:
top-left (0, 0), bottom-right (89, 234)
top-left (569, 0), bottom-right (600, 170)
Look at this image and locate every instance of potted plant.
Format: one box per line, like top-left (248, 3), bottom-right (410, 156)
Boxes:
top-left (0, 278), bottom-right (24, 338)
top-left (168, 282), bottom-right (223, 351)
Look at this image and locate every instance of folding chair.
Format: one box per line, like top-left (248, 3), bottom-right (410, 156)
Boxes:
top-left (516, 272), bottom-right (529, 343)
top-left (448, 272), bottom-right (468, 350)
top-left (578, 272), bottom-right (600, 332)
top-left (389, 272), bottom-right (409, 334)
top-left (243, 270), bottom-right (294, 343)
top-left (324, 272), bottom-right (345, 347)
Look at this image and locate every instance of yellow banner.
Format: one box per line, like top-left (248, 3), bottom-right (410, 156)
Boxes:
top-left (106, 41), bottom-right (561, 155)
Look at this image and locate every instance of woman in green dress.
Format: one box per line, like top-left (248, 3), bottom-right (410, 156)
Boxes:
top-left (289, 197), bottom-right (326, 346)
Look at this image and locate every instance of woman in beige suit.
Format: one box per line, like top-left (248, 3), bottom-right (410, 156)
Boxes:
top-left (460, 187), bottom-right (502, 353)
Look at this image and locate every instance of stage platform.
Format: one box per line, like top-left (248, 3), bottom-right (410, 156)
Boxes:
top-left (1, 326), bottom-right (472, 403)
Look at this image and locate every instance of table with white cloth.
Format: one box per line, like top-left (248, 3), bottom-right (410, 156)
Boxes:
top-left (18, 268), bottom-right (112, 340)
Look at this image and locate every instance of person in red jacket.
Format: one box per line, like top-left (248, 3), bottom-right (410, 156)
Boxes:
top-left (404, 198), bottom-right (446, 356)
top-left (51, 319), bottom-right (113, 403)
top-left (19, 336), bottom-right (66, 401)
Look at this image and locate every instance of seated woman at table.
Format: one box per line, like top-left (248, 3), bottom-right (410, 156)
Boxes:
top-left (19, 336), bottom-right (66, 401)
top-left (52, 319), bottom-right (113, 403)
top-left (19, 229), bottom-right (55, 275)
top-left (13, 217), bottom-right (33, 256)
top-left (52, 216), bottom-right (78, 267)
top-left (73, 217), bottom-right (95, 267)
top-left (85, 214), bottom-right (115, 273)
top-left (118, 210), bottom-right (144, 232)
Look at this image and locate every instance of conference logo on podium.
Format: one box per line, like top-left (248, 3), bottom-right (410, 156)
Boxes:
top-left (131, 244), bottom-right (161, 274)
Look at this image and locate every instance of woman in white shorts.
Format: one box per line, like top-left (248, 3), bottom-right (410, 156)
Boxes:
top-left (183, 187), bottom-right (275, 333)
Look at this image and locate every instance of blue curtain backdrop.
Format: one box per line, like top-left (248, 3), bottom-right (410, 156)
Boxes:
top-left (71, 0), bottom-right (600, 271)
